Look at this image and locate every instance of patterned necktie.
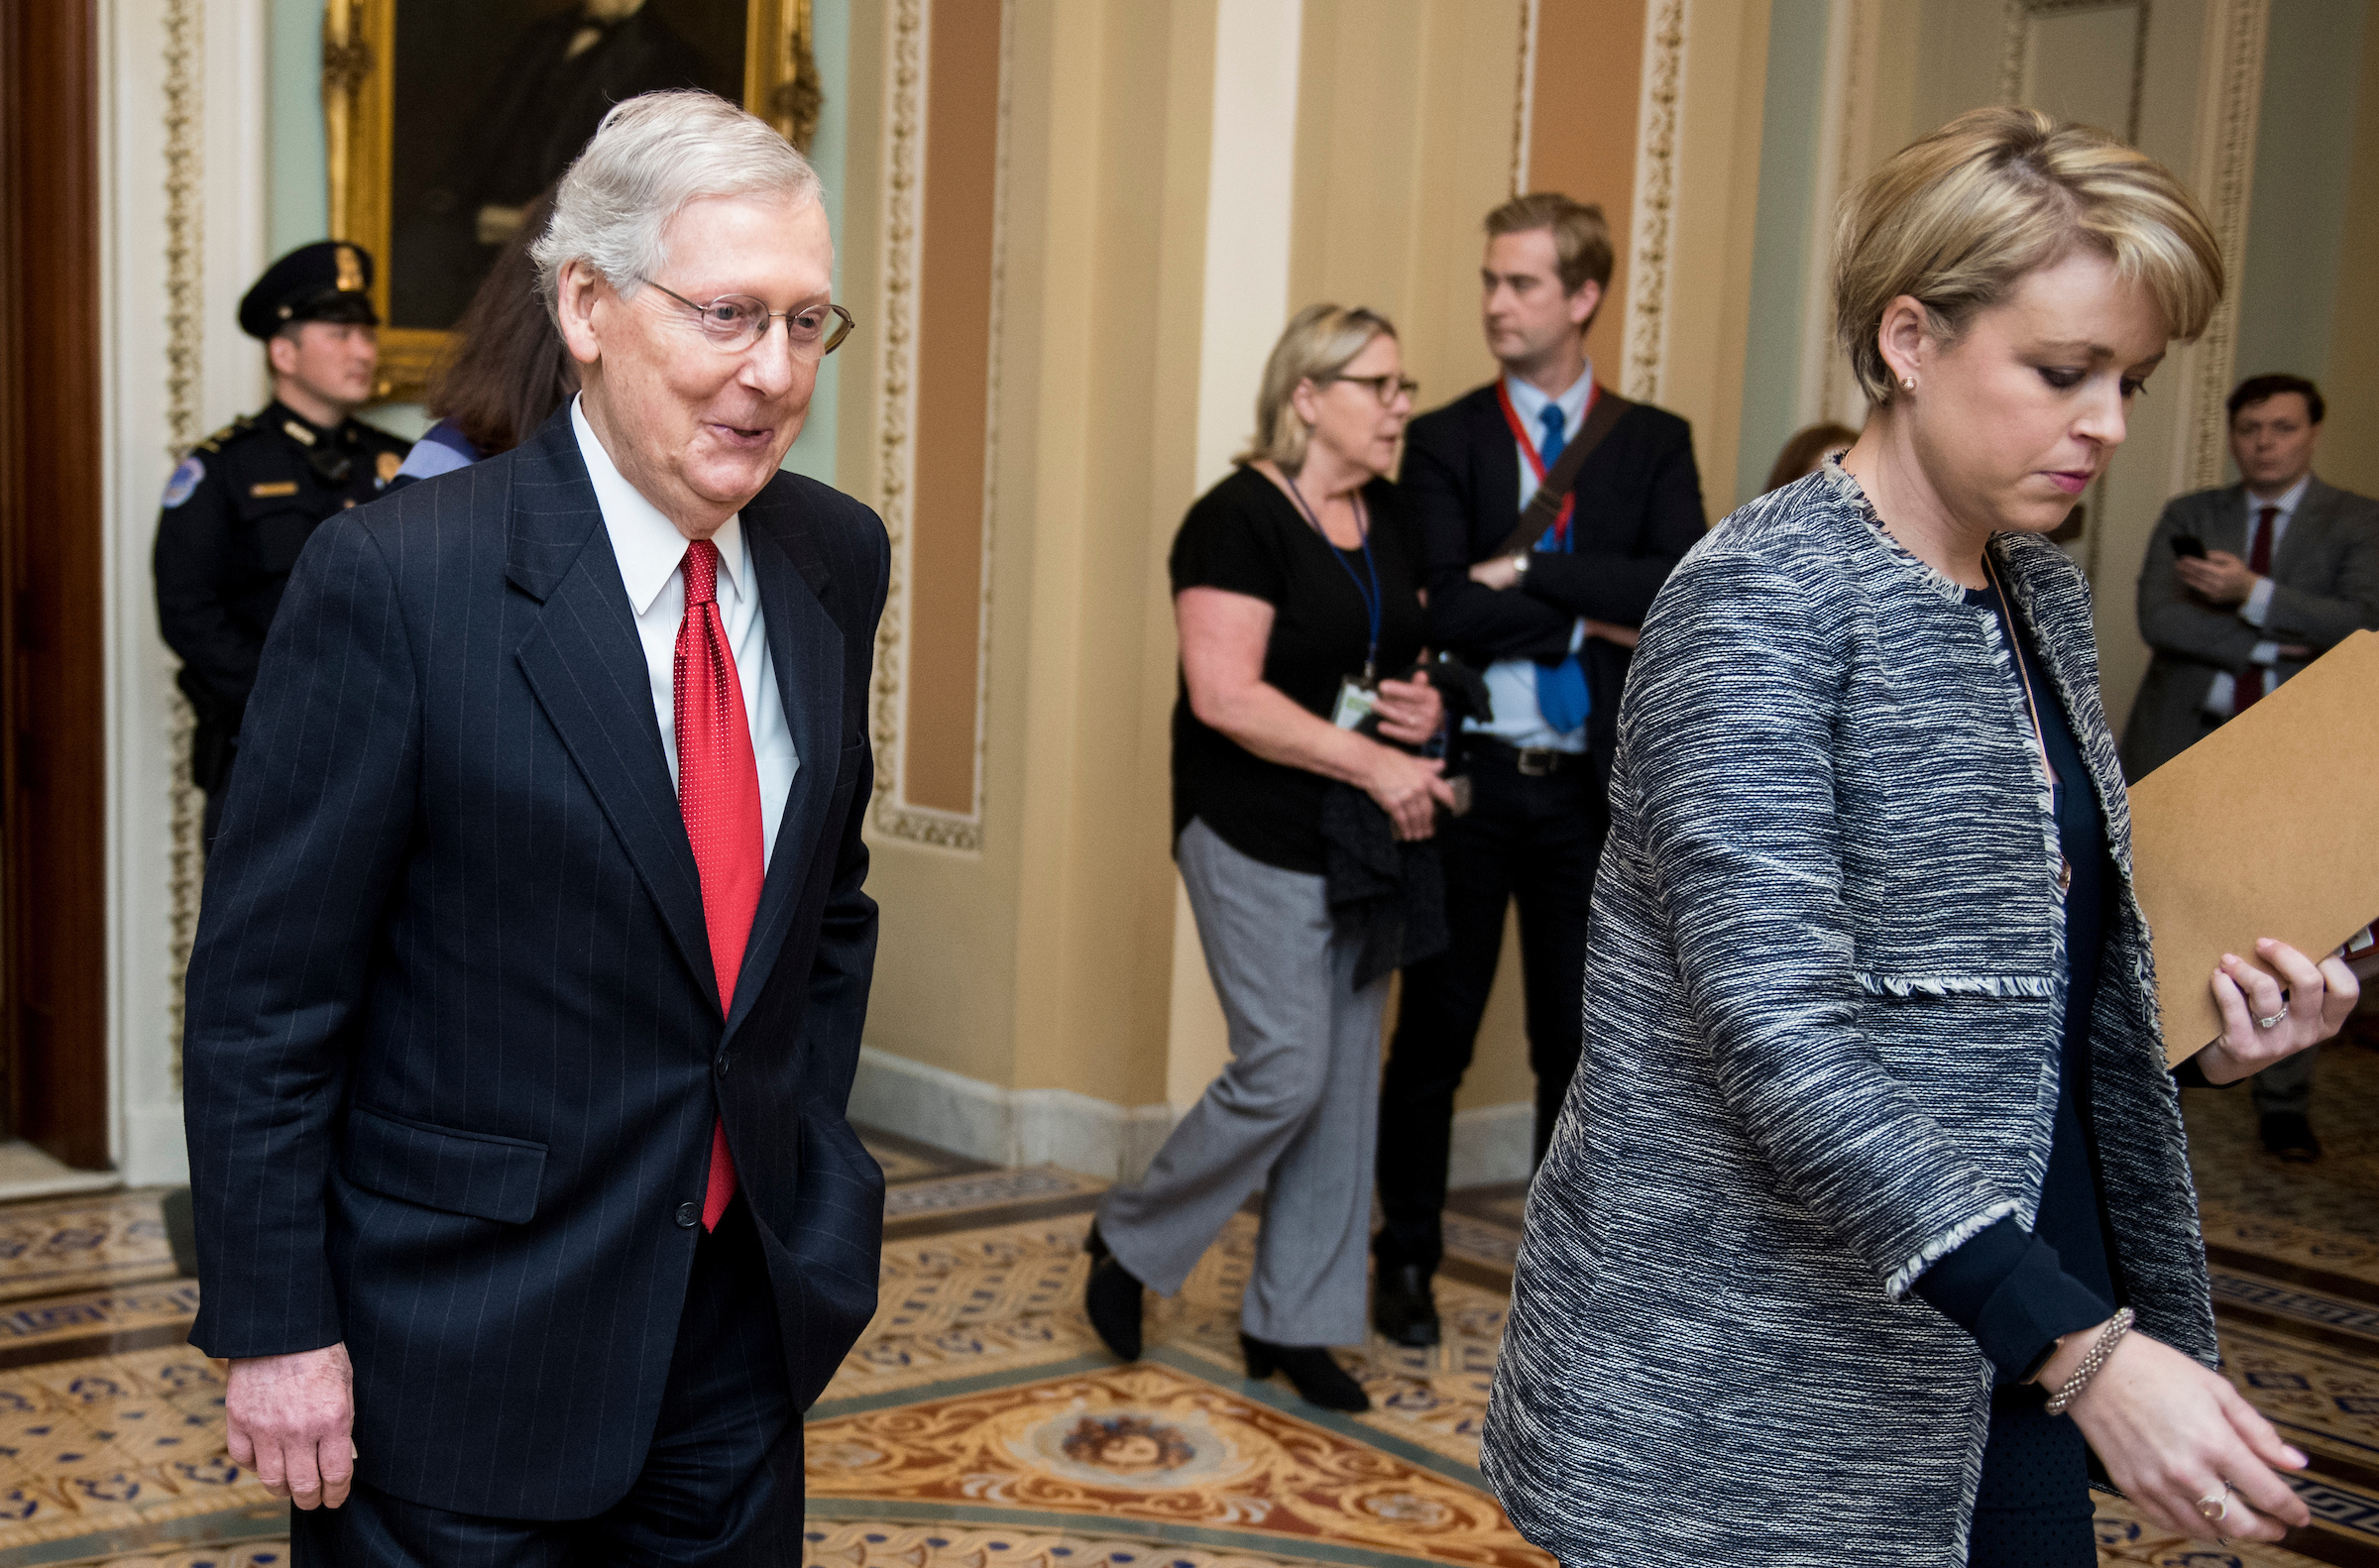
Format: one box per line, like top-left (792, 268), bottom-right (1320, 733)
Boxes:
top-left (1531, 403), bottom-right (1591, 734)
top-left (675, 537), bottom-right (764, 1231)
top-left (2235, 504), bottom-right (2280, 712)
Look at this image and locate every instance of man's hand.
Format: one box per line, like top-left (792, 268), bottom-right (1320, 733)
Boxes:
top-left (225, 1343), bottom-right (356, 1510)
top-left (2176, 549), bottom-right (2259, 606)
top-left (1468, 555), bottom-right (1523, 591)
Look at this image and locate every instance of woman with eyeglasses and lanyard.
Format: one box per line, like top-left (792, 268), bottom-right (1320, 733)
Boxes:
top-left (1082, 304), bottom-right (1454, 1412)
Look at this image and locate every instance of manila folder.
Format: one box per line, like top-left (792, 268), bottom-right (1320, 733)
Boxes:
top-left (2128, 627), bottom-right (2379, 1066)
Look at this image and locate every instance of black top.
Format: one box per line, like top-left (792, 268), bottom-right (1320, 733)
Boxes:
top-left (1914, 582), bottom-right (2121, 1381)
top-left (153, 401), bottom-right (413, 762)
top-left (1170, 466), bottom-right (1427, 875)
top-left (1399, 382), bottom-right (1705, 756)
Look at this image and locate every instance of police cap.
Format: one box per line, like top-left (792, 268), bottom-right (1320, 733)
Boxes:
top-left (239, 241), bottom-right (381, 341)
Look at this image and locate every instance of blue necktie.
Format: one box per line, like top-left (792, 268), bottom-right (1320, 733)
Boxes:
top-left (1532, 402), bottom-right (1591, 734)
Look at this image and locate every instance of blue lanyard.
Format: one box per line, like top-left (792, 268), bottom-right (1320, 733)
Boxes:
top-left (1284, 474), bottom-right (1383, 681)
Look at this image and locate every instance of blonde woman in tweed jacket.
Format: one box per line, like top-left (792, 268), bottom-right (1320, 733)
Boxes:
top-left (1482, 109), bottom-right (2361, 1567)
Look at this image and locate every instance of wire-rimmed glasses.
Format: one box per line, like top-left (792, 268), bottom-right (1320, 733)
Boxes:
top-left (636, 277), bottom-right (856, 359)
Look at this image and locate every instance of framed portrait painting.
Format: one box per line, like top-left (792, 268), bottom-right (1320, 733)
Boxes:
top-left (323, 0), bottom-right (824, 401)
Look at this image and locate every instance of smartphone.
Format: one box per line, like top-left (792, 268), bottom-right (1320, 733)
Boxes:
top-left (2170, 534), bottom-right (2208, 559)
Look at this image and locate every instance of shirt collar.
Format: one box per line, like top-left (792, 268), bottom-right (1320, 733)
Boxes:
top-left (1502, 362), bottom-right (1595, 429)
top-left (2248, 474), bottom-right (2312, 517)
top-left (571, 394), bottom-right (746, 616)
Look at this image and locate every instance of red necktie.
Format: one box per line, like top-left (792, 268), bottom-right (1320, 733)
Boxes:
top-left (2234, 504), bottom-right (2279, 712)
top-left (675, 538), bottom-right (763, 1231)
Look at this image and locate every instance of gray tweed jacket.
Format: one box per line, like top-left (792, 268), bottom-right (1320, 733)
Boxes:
top-left (1481, 459), bottom-right (2213, 1567)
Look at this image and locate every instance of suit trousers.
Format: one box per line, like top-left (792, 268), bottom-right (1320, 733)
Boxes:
top-left (1096, 816), bottom-right (1388, 1346)
top-left (291, 1195), bottom-right (798, 1566)
top-left (1375, 748), bottom-right (1607, 1274)
top-left (2253, 1044), bottom-right (2317, 1117)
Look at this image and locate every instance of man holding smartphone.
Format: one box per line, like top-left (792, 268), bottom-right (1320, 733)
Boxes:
top-left (2121, 372), bottom-right (2379, 1159)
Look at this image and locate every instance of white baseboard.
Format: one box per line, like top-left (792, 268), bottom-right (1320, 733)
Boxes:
top-left (850, 1047), bottom-right (1177, 1181)
top-left (1447, 1100), bottom-right (1534, 1189)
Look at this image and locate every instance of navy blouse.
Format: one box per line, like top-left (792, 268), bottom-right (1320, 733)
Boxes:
top-left (1913, 583), bottom-right (2121, 1380)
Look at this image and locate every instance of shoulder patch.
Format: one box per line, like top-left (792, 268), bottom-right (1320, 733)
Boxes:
top-left (161, 456), bottom-right (204, 508)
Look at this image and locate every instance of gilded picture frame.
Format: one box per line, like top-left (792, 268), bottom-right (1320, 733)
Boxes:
top-left (322, 0), bottom-right (824, 403)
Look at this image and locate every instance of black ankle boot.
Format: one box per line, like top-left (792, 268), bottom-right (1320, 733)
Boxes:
top-left (1373, 1263), bottom-right (1440, 1347)
top-left (1083, 1226), bottom-right (1144, 1361)
top-left (1240, 1332), bottom-right (1369, 1411)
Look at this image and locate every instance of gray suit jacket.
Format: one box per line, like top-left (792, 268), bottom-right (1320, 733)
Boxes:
top-left (2121, 476), bottom-right (2379, 779)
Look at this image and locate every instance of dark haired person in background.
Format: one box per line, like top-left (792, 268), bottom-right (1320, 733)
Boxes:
top-left (153, 242), bottom-right (410, 846)
top-left (1763, 419), bottom-right (1862, 494)
top-left (2121, 372), bottom-right (2379, 1161)
top-left (392, 187), bottom-right (579, 487)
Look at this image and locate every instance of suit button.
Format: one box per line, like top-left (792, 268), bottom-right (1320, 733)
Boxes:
top-left (675, 1202), bottom-right (700, 1229)
top-left (716, 1054), bottom-right (731, 1078)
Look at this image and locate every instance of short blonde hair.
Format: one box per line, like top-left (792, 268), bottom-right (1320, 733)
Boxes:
top-left (1485, 193), bottom-right (1613, 297)
top-left (1834, 107), bottom-right (2222, 406)
top-left (1237, 303), bottom-right (1398, 472)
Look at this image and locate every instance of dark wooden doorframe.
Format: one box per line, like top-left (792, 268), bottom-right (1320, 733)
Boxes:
top-left (0, 0), bottom-right (111, 1170)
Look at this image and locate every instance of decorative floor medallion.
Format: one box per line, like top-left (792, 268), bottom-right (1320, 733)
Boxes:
top-left (806, 1362), bottom-right (1542, 1568)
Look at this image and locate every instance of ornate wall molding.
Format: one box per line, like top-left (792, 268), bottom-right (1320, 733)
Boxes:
top-left (1508, 0), bottom-right (1539, 196)
top-left (2184, 0), bottom-right (2268, 493)
top-left (867, 0), bottom-right (1009, 854)
top-left (1997, 0), bottom-right (2152, 146)
top-left (1620, 0), bottom-right (1684, 402)
top-left (163, 0), bottom-right (205, 1083)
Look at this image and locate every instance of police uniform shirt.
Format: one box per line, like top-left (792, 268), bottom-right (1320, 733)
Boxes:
top-left (153, 401), bottom-right (411, 725)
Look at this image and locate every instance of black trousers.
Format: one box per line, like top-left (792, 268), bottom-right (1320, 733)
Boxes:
top-left (292, 1195), bottom-right (799, 1566)
top-left (1375, 747), bottom-right (1609, 1273)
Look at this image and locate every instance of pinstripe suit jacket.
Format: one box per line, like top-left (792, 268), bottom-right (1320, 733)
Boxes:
top-left (182, 408), bottom-right (889, 1519)
top-left (1480, 460), bottom-right (2212, 1566)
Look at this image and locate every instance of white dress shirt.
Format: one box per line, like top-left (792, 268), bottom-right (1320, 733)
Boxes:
top-left (2202, 473), bottom-right (2309, 719)
top-left (1466, 365), bottom-right (1594, 751)
top-left (571, 397), bottom-right (798, 866)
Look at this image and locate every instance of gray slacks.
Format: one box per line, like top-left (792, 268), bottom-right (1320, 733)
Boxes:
top-left (1096, 817), bottom-right (1387, 1346)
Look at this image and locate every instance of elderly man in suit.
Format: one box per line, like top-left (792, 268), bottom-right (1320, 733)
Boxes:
top-left (1371, 192), bottom-right (1704, 1348)
top-left (2122, 371), bottom-right (2379, 1162)
top-left (183, 90), bottom-right (882, 1563)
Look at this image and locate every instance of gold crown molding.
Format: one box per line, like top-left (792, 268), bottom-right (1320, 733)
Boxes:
top-left (867, 0), bottom-right (1009, 856)
top-left (1621, 0), bottom-right (1685, 403)
top-left (1509, 0), bottom-right (1539, 197)
top-left (164, 0), bottom-right (207, 1084)
top-left (2185, 0), bottom-right (2268, 493)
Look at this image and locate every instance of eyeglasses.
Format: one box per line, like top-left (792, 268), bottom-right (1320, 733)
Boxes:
top-left (636, 277), bottom-right (856, 358)
top-left (1332, 374), bottom-right (1419, 406)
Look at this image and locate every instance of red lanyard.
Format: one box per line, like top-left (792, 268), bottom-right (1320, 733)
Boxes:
top-left (1495, 380), bottom-right (1596, 548)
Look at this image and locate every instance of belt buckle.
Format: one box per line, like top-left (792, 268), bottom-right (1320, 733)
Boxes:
top-left (1516, 746), bottom-right (1555, 777)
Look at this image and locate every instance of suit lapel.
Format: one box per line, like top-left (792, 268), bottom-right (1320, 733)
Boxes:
top-left (1473, 392), bottom-right (1521, 548)
top-left (507, 416), bottom-right (722, 1010)
top-left (724, 488), bottom-right (845, 1040)
top-left (2270, 479), bottom-right (2335, 580)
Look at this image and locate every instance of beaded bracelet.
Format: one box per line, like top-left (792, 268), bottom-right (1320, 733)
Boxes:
top-left (2046, 1306), bottom-right (2135, 1415)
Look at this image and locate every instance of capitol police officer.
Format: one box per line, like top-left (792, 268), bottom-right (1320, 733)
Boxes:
top-left (153, 242), bottom-right (410, 846)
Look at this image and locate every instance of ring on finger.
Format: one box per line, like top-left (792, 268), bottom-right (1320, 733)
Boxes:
top-left (2198, 1488), bottom-right (2232, 1522)
top-left (2256, 1002), bottom-right (2291, 1030)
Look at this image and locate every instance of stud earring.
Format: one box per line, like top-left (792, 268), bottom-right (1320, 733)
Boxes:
top-left (1901, 375), bottom-right (1916, 392)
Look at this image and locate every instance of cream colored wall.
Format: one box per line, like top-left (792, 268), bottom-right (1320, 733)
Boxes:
top-left (2325, 9), bottom-right (2379, 501)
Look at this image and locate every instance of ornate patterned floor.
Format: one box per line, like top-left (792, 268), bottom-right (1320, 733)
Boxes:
top-left (0, 1063), bottom-right (2373, 1568)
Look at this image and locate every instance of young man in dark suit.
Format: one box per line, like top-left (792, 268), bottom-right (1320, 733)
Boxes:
top-left (1374, 193), bottom-right (1704, 1346)
top-left (184, 93), bottom-right (882, 1562)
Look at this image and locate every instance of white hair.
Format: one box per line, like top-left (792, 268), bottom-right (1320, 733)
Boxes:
top-left (531, 90), bottom-right (823, 307)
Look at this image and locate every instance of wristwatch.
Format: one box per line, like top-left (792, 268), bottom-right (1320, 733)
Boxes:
top-left (1510, 553), bottom-right (1530, 577)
